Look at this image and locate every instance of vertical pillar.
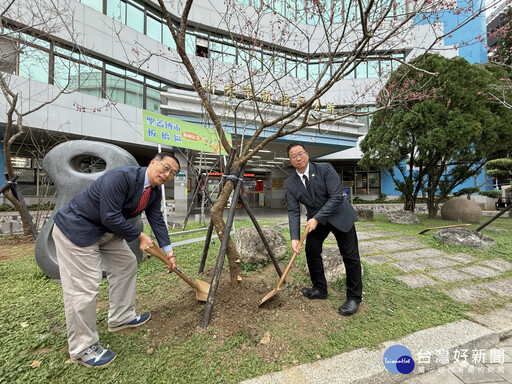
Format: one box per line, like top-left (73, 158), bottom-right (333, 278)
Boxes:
top-left (173, 152), bottom-right (189, 216)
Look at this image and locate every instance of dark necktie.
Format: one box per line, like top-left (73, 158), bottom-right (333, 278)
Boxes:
top-left (303, 175), bottom-right (311, 194)
top-left (132, 186), bottom-right (153, 214)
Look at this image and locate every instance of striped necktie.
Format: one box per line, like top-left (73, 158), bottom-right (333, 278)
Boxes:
top-left (132, 186), bottom-right (153, 214)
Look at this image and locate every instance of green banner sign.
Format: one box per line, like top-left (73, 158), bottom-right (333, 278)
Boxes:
top-left (142, 110), bottom-right (230, 155)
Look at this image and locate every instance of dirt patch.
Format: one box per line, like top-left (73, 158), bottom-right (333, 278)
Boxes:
top-left (0, 235), bottom-right (35, 261)
top-left (138, 263), bottom-right (357, 364)
top-left (0, 237), bottom-right (358, 365)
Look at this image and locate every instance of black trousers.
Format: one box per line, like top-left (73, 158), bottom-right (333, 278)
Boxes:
top-left (305, 222), bottom-right (362, 302)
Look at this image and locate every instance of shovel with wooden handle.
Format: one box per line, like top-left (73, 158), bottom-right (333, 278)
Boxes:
top-left (259, 226), bottom-right (310, 306)
top-left (145, 245), bottom-right (210, 302)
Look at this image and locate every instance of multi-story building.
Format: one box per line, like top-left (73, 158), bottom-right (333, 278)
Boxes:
top-left (0, 0), bottom-right (489, 213)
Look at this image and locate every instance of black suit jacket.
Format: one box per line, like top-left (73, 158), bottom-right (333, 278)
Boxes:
top-left (54, 166), bottom-right (170, 248)
top-left (285, 162), bottom-right (357, 240)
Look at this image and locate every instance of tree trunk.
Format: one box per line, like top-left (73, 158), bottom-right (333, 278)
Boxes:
top-left (209, 178), bottom-right (242, 285)
top-left (403, 198), bottom-right (415, 211)
top-left (426, 192), bottom-right (438, 219)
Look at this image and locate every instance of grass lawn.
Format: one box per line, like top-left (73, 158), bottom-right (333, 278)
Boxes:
top-left (0, 214), bottom-right (510, 383)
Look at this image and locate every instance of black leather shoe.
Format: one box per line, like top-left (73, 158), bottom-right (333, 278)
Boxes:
top-left (338, 300), bottom-right (359, 316)
top-left (301, 287), bottom-right (327, 300)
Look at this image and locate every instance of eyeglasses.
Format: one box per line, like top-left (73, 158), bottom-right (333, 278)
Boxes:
top-left (158, 160), bottom-right (179, 177)
top-left (289, 151), bottom-right (307, 160)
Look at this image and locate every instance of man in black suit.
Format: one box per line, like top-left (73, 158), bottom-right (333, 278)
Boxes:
top-left (52, 152), bottom-right (180, 367)
top-left (285, 143), bottom-right (362, 316)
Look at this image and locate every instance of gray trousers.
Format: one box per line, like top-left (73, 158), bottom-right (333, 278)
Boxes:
top-left (52, 224), bottom-right (137, 358)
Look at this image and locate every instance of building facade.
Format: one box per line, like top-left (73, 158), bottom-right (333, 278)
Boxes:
top-left (0, 0), bottom-right (490, 212)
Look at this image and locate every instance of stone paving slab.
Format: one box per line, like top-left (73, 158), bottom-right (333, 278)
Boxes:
top-left (357, 230), bottom-right (403, 240)
top-left (478, 279), bottom-right (512, 297)
top-left (460, 265), bottom-right (501, 279)
top-left (445, 286), bottom-right (493, 304)
top-left (470, 304), bottom-right (512, 339)
top-left (357, 232), bottom-right (382, 240)
top-left (431, 268), bottom-right (474, 283)
top-left (419, 257), bottom-right (461, 268)
top-left (366, 239), bottom-right (427, 252)
top-left (453, 362), bottom-right (508, 383)
top-left (359, 245), bottom-right (379, 255)
top-left (403, 369), bottom-right (464, 383)
top-left (362, 255), bottom-right (390, 265)
top-left (444, 253), bottom-right (477, 264)
top-left (395, 274), bottom-right (438, 288)
top-left (391, 261), bottom-right (430, 272)
top-left (479, 259), bottom-right (512, 272)
top-left (390, 248), bottom-right (446, 260)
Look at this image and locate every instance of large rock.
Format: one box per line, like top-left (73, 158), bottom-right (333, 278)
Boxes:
top-left (434, 228), bottom-right (495, 249)
top-left (236, 226), bottom-right (287, 264)
top-left (387, 211), bottom-right (420, 224)
top-left (441, 198), bottom-right (482, 223)
top-left (356, 209), bottom-right (374, 222)
top-left (305, 246), bottom-right (364, 284)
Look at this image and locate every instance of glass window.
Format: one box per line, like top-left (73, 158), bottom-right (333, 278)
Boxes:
top-left (355, 172), bottom-right (368, 195)
top-left (342, 166), bottom-right (354, 189)
top-left (332, 0), bottom-right (343, 23)
top-left (146, 86), bottom-right (161, 112)
top-left (125, 78), bottom-right (143, 108)
top-left (286, 59), bottom-right (297, 78)
top-left (146, 78), bottom-right (161, 87)
top-left (80, 0), bottom-right (102, 12)
top-left (355, 61), bottom-right (367, 79)
top-left (0, 37), bottom-right (17, 74)
top-left (106, 63), bottom-right (125, 75)
top-left (19, 45), bottom-right (49, 83)
top-left (308, 62), bottom-right (320, 81)
top-left (368, 60), bottom-right (379, 78)
top-left (126, 2), bottom-right (144, 33)
top-left (223, 44), bottom-right (236, 64)
top-left (297, 62), bottom-right (307, 80)
top-left (147, 15), bottom-right (162, 42)
top-left (53, 55), bottom-right (79, 90)
top-left (126, 68), bottom-right (143, 82)
top-left (106, 73), bottom-right (125, 103)
top-left (185, 33), bottom-right (196, 55)
top-left (107, 0), bottom-right (126, 23)
top-left (274, 56), bottom-right (285, 75)
top-left (79, 63), bottom-right (103, 98)
top-left (380, 60), bottom-right (392, 76)
top-left (163, 26), bottom-right (176, 50)
top-left (394, 0), bottom-right (407, 17)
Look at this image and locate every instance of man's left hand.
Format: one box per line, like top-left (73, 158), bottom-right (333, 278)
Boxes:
top-left (306, 218), bottom-right (318, 231)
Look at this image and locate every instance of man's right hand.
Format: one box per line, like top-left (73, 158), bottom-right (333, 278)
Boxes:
top-left (138, 232), bottom-right (154, 252)
top-left (291, 239), bottom-right (302, 254)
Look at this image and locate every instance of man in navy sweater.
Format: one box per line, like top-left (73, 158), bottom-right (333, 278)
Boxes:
top-left (52, 151), bottom-right (179, 367)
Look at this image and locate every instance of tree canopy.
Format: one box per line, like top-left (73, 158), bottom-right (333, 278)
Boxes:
top-left (359, 53), bottom-right (512, 217)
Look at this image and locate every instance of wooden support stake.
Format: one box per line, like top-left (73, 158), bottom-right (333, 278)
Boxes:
top-left (238, 193), bottom-right (283, 278)
top-left (418, 223), bottom-right (471, 234)
top-left (476, 204), bottom-right (512, 232)
top-left (198, 148), bottom-right (236, 273)
top-left (200, 166), bottom-right (244, 329)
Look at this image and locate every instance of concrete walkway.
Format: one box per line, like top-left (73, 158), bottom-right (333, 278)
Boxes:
top-left (240, 221), bottom-right (512, 384)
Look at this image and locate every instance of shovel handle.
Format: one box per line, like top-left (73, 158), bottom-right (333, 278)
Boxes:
top-left (275, 226), bottom-right (310, 291)
top-left (145, 245), bottom-right (198, 290)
